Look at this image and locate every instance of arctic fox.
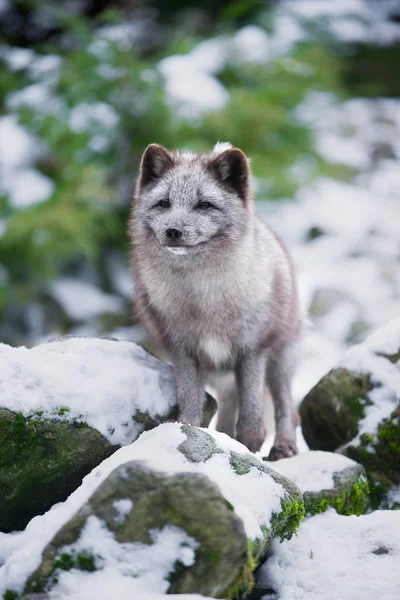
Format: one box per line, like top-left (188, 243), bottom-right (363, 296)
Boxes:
top-left (130, 143), bottom-right (301, 460)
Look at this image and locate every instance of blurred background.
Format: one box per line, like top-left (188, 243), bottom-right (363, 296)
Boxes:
top-left (0, 0), bottom-right (399, 398)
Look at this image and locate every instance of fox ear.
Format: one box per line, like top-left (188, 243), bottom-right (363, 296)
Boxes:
top-left (140, 144), bottom-right (174, 186)
top-left (210, 148), bottom-right (250, 202)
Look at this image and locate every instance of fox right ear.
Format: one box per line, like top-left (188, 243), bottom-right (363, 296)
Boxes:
top-left (139, 144), bottom-right (174, 186)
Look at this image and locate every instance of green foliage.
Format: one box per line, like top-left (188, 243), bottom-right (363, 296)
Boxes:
top-left (3, 590), bottom-right (18, 600)
top-left (0, 4), bottom-right (349, 338)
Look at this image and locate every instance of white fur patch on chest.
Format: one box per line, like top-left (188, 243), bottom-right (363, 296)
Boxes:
top-left (200, 336), bottom-right (232, 365)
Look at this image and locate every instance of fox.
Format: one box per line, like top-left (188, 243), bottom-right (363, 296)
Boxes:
top-left (130, 142), bottom-right (301, 460)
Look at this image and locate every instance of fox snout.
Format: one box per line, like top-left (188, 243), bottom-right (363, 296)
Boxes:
top-left (165, 227), bottom-right (183, 240)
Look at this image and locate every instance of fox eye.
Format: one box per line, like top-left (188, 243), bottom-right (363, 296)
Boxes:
top-left (196, 201), bottom-right (214, 210)
top-left (155, 200), bottom-right (170, 209)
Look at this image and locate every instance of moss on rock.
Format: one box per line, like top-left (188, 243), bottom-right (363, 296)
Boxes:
top-left (342, 406), bottom-right (400, 508)
top-left (25, 463), bottom-right (249, 599)
top-left (0, 408), bottom-right (117, 532)
top-left (299, 367), bottom-right (372, 451)
top-left (304, 467), bottom-right (369, 516)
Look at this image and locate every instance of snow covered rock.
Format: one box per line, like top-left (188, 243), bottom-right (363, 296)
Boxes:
top-left (270, 451), bottom-right (369, 516)
top-left (299, 316), bottom-right (400, 507)
top-left (0, 337), bottom-right (217, 532)
top-left (255, 509), bottom-right (400, 600)
top-left (19, 424), bottom-right (304, 599)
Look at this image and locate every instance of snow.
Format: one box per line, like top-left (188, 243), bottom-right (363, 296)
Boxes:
top-left (0, 423), bottom-right (286, 594)
top-left (258, 509), bottom-right (400, 600)
top-left (0, 115), bottom-right (42, 169)
top-left (97, 23), bottom-right (141, 51)
top-left (260, 97), bottom-right (400, 405)
top-left (107, 424), bottom-right (288, 541)
top-left (49, 278), bottom-right (124, 321)
top-left (0, 115), bottom-right (54, 208)
top-left (51, 519), bottom-right (198, 596)
top-left (0, 337), bottom-right (176, 446)
top-left (281, 0), bottom-right (400, 45)
top-left (2, 47), bottom-right (34, 71)
top-left (7, 168), bottom-right (54, 208)
top-left (7, 83), bottom-right (64, 115)
top-left (233, 26), bottom-right (270, 64)
top-left (112, 499), bottom-right (134, 525)
top-left (69, 102), bottom-right (120, 133)
top-left (158, 54), bottom-right (229, 119)
top-left (269, 451), bottom-right (359, 494)
top-left (51, 586), bottom-right (215, 600)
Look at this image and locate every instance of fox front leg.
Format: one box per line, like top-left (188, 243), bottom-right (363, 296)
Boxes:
top-left (266, 346), bottom-right (298, 461)
top-left (172, 351), bottom-right (206, 426)
top-left (235, 350), bottom-right (267, 452)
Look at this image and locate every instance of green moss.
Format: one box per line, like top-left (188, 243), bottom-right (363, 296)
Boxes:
top-left (376, 351), bottom-right (400, 364)
top-left (0, 407), bottom-right (116, 532)
top-left (226, 540), bottom-right (256, 600)
top-left (3, 591), bottom-right (18, 600)
top-left (52, 552), bottom-right (75, 572)
top-left (343, 406), bottom-right (400, 509)
top-left (133, 410), bottom-right (161, 431)
top-left (304, 475), bottom-right (369, 516)
top-left (229, 452), bottom-right (251, 475)
top-left (58, 406), bottom-right (71, 416)
top-left (76, 551), bottom-right (96, 572)
top-left (271, 498), bottom-right (305, 542)
top-left (300, 368), bottom-right (372, 451)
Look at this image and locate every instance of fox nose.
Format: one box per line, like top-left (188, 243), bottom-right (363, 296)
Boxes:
top-left (165, 227), bottom-right (182, 239)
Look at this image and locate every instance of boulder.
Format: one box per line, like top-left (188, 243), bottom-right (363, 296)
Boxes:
top-left (300, 316), bottom-right (400, 507)
top-left (268, 451), bottom-right (369, 515)
top-left (0, 338), bottom-right (216, 532)
top-left (3, 424), bottom-right (304, 599)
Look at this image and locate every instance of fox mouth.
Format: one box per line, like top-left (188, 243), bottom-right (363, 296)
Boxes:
top-left (163, 240), bottom-right (207, 255)
top-left (166, 246), bottom-right (189, 255)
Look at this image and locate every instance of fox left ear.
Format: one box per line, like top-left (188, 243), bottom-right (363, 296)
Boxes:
top-left (139, 144), bottom-right (174, 187)
top-left (210, 148), bottom-right (250, 202)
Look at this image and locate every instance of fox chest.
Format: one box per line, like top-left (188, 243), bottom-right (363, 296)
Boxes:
top-left (144, 269), bottom-right (265, 364)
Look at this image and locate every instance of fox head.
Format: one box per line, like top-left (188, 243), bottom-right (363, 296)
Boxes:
top-left (132, 143), bottom-right (254, 260)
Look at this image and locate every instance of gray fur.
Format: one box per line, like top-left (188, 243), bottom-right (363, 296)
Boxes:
top-left (130, 144), bottom-right (301, 458)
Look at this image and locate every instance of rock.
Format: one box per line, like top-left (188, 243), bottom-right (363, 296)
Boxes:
top-left (16, 424), bottom-right (304, 599)
top-left (379, 485), bottom-right (400, 510)
top-left (269, 451), bottom-right (369, 515)
top-left (300, 316), bottom-right (400, 507)
top-left (0, 338), bottom-right (216, 532)
top-left (0, 408), bottom-right (116, 534)
top-left (256, 510), bottom-right (400, 600)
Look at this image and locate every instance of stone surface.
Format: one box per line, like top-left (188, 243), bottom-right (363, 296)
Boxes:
top-left (270, 451), bottom-right (369, 516)
top-left (21, 424), bottom-right (304, 599)
top-left (299, 318), bottom-right (400, 508)
top-left (0, 338), bottom-right (217, 532)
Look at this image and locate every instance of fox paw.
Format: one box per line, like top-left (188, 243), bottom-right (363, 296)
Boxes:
top-left (266, 441), bottom-right (298, 461)
top-left (236, 425), bottom-right (266, 453)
